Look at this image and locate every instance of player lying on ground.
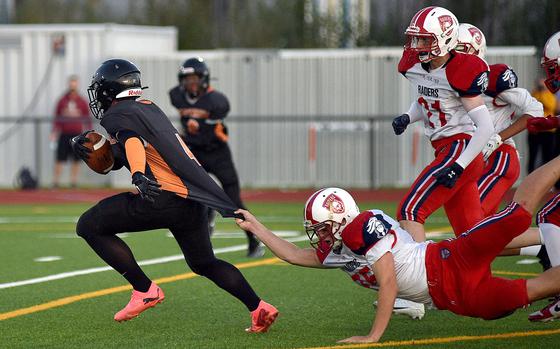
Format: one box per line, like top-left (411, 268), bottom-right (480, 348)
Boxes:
top-left (235, 156), bottom-right (560, 343)
top-left (70, 59), bottom-right (277, 332)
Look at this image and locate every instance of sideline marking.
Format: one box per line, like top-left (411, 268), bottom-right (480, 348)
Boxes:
top-left (0, 236), bottom-right (308, 289)
top-left (298, 328), bottom-right (560, 349)
top-left (0, 257), bottom-right (280, 321)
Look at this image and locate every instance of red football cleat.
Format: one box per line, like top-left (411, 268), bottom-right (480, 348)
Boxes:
top-left (529, 297), bottom-right (560, 322)
top-left (114, 282), bottom-right (164, 322)
top-left (245, 300), bottom-right (279, 333)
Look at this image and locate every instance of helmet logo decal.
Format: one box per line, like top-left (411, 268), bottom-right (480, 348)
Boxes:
top-left (322, 193), bottom-right (345, 214)
top-left (115, 88), bottom-right (143, 99)
top-left (438, 15), bottom-right (454, 34)
top-left (468, 27), bottom-right (483, 45)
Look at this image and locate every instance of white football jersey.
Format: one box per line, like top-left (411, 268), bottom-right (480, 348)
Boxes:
top-left (319, 209), bottom-right (433, 304)
top-left (399, 50), bottom-right (490, 141)
top-left (484, 64), bottom-right (544, 147)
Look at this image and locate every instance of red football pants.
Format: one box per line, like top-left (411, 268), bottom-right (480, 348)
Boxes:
top-left (425, 202), bottom-right (532, 320)
top-left (397, 133), bottom-right (484, 236)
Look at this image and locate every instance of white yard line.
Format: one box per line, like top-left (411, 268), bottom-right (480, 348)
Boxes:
top-left (0, 236), bottom-right (309, 290)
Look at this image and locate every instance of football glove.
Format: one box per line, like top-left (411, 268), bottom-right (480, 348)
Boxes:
top-left (433, 162), bottom-right (464, 189)
top-left (481, 133), bottom-right (503, 161)
top-left (527, 116), bottom-right (560, 133)
top-left (69, 130), bottom-right (93, 161)
top-left (392, 114), bottom-right (410, 135)
top-left (132, 172), bottom-right (162, 203)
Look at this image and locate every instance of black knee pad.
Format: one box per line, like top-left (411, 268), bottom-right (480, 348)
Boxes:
top-left (76, 207), bottom-right (102, 240)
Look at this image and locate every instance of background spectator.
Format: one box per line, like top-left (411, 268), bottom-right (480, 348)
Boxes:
top-left (50, 75), bottom-right (91, 188)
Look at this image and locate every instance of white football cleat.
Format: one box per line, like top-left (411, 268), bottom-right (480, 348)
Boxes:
top-left (374, 298), bottom-right (425, 320)
top-left (529, 297), bottom-right (560, 322)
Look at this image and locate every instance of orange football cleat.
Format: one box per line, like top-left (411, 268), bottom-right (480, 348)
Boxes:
top-left (114, 282), bottom-right (164, 322)
top-left (245, 300), bottom-right (279, 333)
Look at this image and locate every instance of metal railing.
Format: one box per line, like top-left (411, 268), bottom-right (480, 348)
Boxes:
top-left (0, 116), bottom-right (532, 189)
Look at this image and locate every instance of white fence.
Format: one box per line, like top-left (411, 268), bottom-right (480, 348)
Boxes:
top-left (0, 25), bottom-right (541, 188)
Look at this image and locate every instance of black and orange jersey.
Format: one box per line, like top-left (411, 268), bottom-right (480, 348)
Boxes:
top-left (100, 99), bottom-right (238, 217)
top-left (168, 86), bottom-right (230, 149)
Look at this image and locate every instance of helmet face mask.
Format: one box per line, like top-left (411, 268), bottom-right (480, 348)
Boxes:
top-left (455, 42), bottom-right (478, 55)
top-left (405, 33), bottom-right (439, 63)
top-left (181, 74), bottom-right (203, 97)
top-left (542, 58), bottom-right (560, 93)
top-left (304, 219), bottom-right (344, 254)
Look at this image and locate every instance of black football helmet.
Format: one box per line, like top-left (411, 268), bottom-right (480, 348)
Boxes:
top-left (87, 59), bottom-right (143, 119)
top-left (178, 57), bottom-right (210, 97)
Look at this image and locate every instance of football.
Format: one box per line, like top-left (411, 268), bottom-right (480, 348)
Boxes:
top-left (84, 132), bottom-right (114, 174)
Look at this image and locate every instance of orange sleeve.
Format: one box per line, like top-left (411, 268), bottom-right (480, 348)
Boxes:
top-left (124, 137), bottom-right (146, 174)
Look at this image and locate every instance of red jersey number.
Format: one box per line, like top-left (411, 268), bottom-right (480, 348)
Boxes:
top-left (418, 97), bottom-right (447, 129)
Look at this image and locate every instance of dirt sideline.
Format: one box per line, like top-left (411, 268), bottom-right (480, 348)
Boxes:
top-left (0, 188), bottom-right (518, 205)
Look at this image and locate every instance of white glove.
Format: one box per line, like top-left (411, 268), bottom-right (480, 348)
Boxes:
top-left (482, 133), bottom-right (503, 161)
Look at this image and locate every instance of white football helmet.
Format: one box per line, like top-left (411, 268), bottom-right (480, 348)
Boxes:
top-left (303, 188), bottom-right (360, 253)
top-left (404, 6), bottom-right (459, 63)
top-left (542, 31), bottom-right (560, 93)
top-left (456, 23), bottom-right (487, 59)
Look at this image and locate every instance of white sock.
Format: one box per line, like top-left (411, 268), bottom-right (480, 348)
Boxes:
top-left (540, 223), bottom-right (560, 267)
top-left (520, 245), bottom-right (541, 256)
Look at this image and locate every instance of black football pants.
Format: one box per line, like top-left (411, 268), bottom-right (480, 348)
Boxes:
top-left (76, 190), bottom-right (260, 311)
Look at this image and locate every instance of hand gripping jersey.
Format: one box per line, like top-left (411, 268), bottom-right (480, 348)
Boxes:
top-left (317, 209), bottom-right (433, 304)
top-left (484, 64), bottom-right (543, 147)
top-left (399, 50), bottom-right (489, 141)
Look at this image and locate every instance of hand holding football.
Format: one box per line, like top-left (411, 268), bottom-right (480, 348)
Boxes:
top-left (83, 132), bottom-right (114, 174)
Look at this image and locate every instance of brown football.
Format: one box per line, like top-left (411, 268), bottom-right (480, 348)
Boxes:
top-left (84, 132), bottom-right (114, 174)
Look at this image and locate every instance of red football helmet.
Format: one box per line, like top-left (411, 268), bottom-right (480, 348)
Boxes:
top-left (542, 31), bottom-right (560, 93)
top-left (404, 6), bottom-right (459, 63)
top-left (303, 188), bottom-right (360, 253)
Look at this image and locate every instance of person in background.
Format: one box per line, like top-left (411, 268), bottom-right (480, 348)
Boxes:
top-left (169, 57), bottom-right (264, 258)
top-left (51, 75), bottom-right (91, 188)
top-left (528, 78), bottom-right (557, 174)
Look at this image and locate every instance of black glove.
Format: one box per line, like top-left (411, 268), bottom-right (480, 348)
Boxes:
top-left (433, 162), bottom-right (464, 189)
top-left (69, 130), bottom-right (94, 160)
top-left (392, 114), bottom-right (410, 135)
top-left (132, 172), bottom-right (162, 203)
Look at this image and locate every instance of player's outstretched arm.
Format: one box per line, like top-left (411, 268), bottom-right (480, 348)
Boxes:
top-left (235, 209), bottom-right (324, 268)
top-left (338, 252), bottom-right (397, 344)
top-left (514, 155), bottom-right (560, 214)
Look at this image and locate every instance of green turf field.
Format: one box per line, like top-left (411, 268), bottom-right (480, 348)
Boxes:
top-left (1, 200), bottom-right (558, 349)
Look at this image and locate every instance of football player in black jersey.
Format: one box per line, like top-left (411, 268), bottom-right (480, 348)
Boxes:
top-left (70, 59), bottom-right (277, 332)
top-left (169, 57), bottom-right (264, 258)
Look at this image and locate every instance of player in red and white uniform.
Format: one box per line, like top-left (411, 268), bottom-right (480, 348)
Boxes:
top-left (394, 7), bottom-right (494, 241)
top-left (455, 23), bottom-right (544, 216)
top-left (523, 31), bottom-right (560, 322)
top-left (235, 156), bottom-right (560, 343)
